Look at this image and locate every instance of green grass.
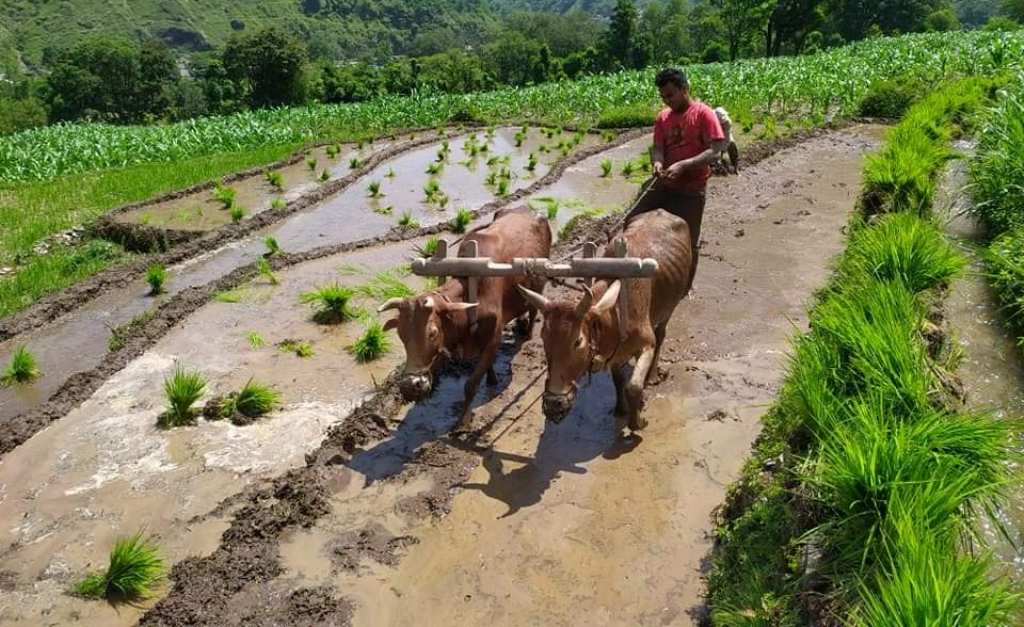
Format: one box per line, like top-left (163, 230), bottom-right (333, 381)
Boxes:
top-left (146, 263), bottom-right (166, 296)
top-left (159, 365), bottom-right (206, 428)
top-left (74, 533), bottom-right (164, 601)
top-left (264, 236), bottom-right (281, 257)
top-left (1, 345), bottom-right (41, 386)
top-left (349, 321), bottom-right (391, 362)
top-left (452, 208), bottom-right (473, 233)
top-left (299, 283), bottom-right (358, 324)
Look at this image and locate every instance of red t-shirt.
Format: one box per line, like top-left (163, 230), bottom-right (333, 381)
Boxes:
top-left (653, 101), bottom-right (725, 192)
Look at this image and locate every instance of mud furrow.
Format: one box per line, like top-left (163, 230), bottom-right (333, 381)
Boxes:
top-left (134, 126), bottom-right (877, 627)
top-left (0, 129), bottom-right (644, 459)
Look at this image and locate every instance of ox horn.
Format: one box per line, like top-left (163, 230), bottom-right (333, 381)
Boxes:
top-left (517, 285), bottom-right (551, 311)
top-left (443, 301), bottom-right (478, 312)
top-left (377, 297), bottom-right (406, 313)
top-left (575, 284), bottom-right (593, 318)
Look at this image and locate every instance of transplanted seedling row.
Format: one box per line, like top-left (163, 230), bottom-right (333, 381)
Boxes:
top-left (158, 364), bottom-right (280, 428)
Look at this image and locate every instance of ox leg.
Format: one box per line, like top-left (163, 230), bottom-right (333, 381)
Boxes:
top-left (626, 344), bottom-right (656, 431)
top-left (457, 335), bottom-right (500, 430)
top-left (612, 365), bottom-right (629, 417)
top-left (646, 322), bottom-right (668, 385)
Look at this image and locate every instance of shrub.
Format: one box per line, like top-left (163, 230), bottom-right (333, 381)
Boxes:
top-left (300, 283), bottom-right (358, 323)
top-left (858, 76), bottom-right (924, 118)
top-left (1, 345), bottom-right (41, 386)
top-left (74, 533), bottom-right (164, 601)
top-left (146, 264), bottom-right (166, 295)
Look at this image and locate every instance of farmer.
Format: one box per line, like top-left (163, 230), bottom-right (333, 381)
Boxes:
top-left (627, 67), bottom-right (729, 284)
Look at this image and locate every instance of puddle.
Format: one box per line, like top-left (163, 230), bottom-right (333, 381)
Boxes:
top-left (939, 155), bottom-right (1024, 580)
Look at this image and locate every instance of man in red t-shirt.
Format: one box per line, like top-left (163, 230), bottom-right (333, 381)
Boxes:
top-left (628, 68), bottom-right (727, 284)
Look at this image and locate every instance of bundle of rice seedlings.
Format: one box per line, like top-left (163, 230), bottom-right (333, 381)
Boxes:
top-left (349, 321), bottom-right (391, 362)
top-left (398, 211), bottom-right (420, 230)
top-left (278, 339), bottom-right (314, 358)
top-left (320, 169), bottom-right (330, 182)
top-left (452, 208), bottom-right (473, 233)
top-left (368, 180), bottom-right (384, 197)
top-left (264, 237), bottom-right (281, 257)
top-left (271, 197), bottom-right (286, 210)
top-left (601, 159), bottom-right (613, 177)
top-left (416, 236), bottom-right (440, 258)
top-left (146, 264), bottom-right (166, 295)
top-left (74, 533), bottom-right (164, 601)
top-left (300, 283), bottom-right (358, 323)
top-left (306, 157), bottom-right (318, 171)
top-left (265, 171), bottom-right (284, 190)
top-left (256, 257), bottom-right (278, 285)
top-left (229, 205), bottom-right (245, 222)
top-left (212, 184), bottom-right (236, 208)
top-left (349, 157), bottom-right (362, 169)
top-left (159, 365), bottom-right (205, 427)
top-left (1, 345), bottom-right (41, 386)
top-left (247, 332), bottom-right (265, 349)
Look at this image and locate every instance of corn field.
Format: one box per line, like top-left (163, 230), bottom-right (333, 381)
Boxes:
top-left (2, 30), bottom-right (1023, 184)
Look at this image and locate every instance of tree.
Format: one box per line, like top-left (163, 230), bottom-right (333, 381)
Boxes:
top-left (641, 0), bottom-right (694, 64)
top-left (605, 0), bottom-right (643, 69)
top-left (223, 27), bottom-right (309, 108)
top-left (827, 0), bottom-right (951, 40)
top-left (713, 0), bottom-right (773, 60)
top-left (924, 8), bottom-right (961, 31)
top-left (765, 0), bottom-right (826, 56)
top-left (1004, 0), bottom-right (1024, 22)
top-left (484, 31), bottom-right (545, 86)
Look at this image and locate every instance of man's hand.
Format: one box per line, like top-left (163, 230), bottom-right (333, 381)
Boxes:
top-left (663, 159), bottom-right (691, 181)
top-left (653, 161), bottom-right (665, 178)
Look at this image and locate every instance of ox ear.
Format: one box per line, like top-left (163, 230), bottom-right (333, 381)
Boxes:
top-left (517, 285), bottom-right (551, 311)
top-left (382, 317), bottom-right (399, 332)
top-left (591, 281), bottom-right (621, 315)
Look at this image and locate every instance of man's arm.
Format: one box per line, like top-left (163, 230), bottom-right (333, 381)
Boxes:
top-left (652, 143), bottom-right (666, 177)
top-left (666, 138), bottom-right (729, 175)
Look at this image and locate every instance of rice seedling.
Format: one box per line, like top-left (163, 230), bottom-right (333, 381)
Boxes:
top-left (417, 236), bottom-right (440, 258)
top-left (326, 144), bottom-right (340, 158)
top-left (479, 143), bottom-right (490, 154)
top-left (159, 365), bottom-right (206, 427)
top-left (486, 155), bottom-right (500, 167)
top-left (374, 205), bottom-right (394, 215)
top-left (497, 179), bottom-right (509, 197)
top-left (320, 169), bottom-right (330, 182)
top-left (107, 310), bottom-right (156, 351)
top-left (306, 157), bottom-right (317, 171)
top-left (601, 130), bottom-right (616, 142)
top-left (436, 192), bottom-right (450, 208)
top-left (349, 157), bottom-right (362, 169)
top-left (531, 197), bottom-right (560, 220)
top-left (357, 140), bottom-right (365, 150)
top-left (146, 264), bottom-right (166, 295)
top-left (230, 205), bottom-right (245, 222)
top-left (386, 168), bottom-right (396, 178)
top-left (74, 532), bottom-right (164, 601)
top-left (621, 161), bottom-right (635, 177)
top-left (256, 257), bottom-right (278, 285)
top-left (247, 331), bottom-right (265, 349)
top-left (1, 345), bottom-right (41, 386)
top-left (368, 180), bottom-right (383, 197)
top-left (426, 162), bottom-right (443, 175)
top-left (398, 211), bottom-right (420, 230)
top-left (271, 197), bottom-right (286, 210)
top-left (601, 159), bottom-right (613, 177)
top-left (264, 236), bottom-right (281, 257)
top-left (265, 171), bottom-right (284, 190)
top-left (212, 184), bottom-right (236, 208)
top-left (485, 171), bottom-right (497, 186)
top-left (300, 283), bottom-right (358, 323)
top-left (452, 208), bottom-right (473, 233)
top-left (538, 144), bottom-right (549, 153)
top-left (212, 378), bottom-right (281, 421)
top-left (526, 154), bottom-right (538, 172)
top-left (278, 339), bottom-right (314, 358)
top-left (515, 131), bottom-right (526, 147)
top-left (424, 179), bottom-right (441, 202)
top-left (352, 269), bottom-right (415, 301)
top-left (214, 288), bottom-right (246, 303)
top-left (349, 321), bottom-right (391, 362)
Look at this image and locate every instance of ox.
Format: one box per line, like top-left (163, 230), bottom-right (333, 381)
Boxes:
top-left (518, 209), bottom-right (692, 431)
top-left (379, 207), bottom-right (551, 425)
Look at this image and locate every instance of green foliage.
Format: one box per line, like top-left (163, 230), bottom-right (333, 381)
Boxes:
top-left (398, 211), bottom-right (421, 229)
top-left (526, 153), bottom-right (538, 171)
top-left (349, 157), bottom-right (362, 169)
top-left (264, 236), bottom-right (281, 257)
top-left (159, 365), bottom-right (206, 427)
top-left (858, 76), bottom-right (925, 118)
top-left (300, 283), bottom-right (358, 323)
top-left (349, 321), bottom-right (391, 362)
top-left (222, 27), bottom-right (308, 109)
top-left (146, 264), bottom-right (166, 295)
top-left (452, 208), bottom-right (473, 233)
top-left (74, 533), bottom-right (164, 601)
top-left (497, 178), bottom-right (509, 196)
top-left (212, 184), bottom-right (236, 208)
top-left (265, 170), bottom-right (284, 189)
top-left (1, 345), bottom-right (41, 386)
top-left (247, 331), bottom-right (265, 349)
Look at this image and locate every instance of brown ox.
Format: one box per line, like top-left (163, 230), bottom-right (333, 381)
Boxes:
top-left (379, 207), bottom-right (551, 424)
top-left (518, 209), bottom-right (692, 430)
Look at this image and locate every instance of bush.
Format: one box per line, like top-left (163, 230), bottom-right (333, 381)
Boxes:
top-left (857, 77), bottom-right (923, 118)
top-left (596, 102), bottom-right (657, 128)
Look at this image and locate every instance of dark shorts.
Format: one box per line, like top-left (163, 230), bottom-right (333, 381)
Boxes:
top-left (627, 183), bottom-right (705, 253)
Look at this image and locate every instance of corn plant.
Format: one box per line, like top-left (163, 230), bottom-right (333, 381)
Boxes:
top-left (146, 264), bottom-right (166, 295)
top-left (300, 283), bottom-right (358, 323)
top-left (159, 365), bottom-right (205, 427)
top-left (265, 171), bottom-right (284, 190)
top-left (452, 208), bottom-right (473, 233)
top-left (74, 533), bottom-right (164, 601)
top-left (1, 345), bottom-right (40, 386)
top-left (212, 184), bottom-right (236, 208)
top-left (349, 321), bottom-right (391, 362)
top-left (256, 257), bottom-right (278, 285)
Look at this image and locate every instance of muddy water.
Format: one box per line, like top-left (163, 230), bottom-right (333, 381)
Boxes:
top-left (0, 238), bottom-right (432, 627)
top-left (939, 155), bottom-right (1024, 579)
top-left (238, 125), bottom-right (885, 625)
top-left (0, 128), bottom-right (580, 426)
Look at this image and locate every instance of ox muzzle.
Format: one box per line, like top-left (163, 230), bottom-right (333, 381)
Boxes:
top-left (542, 390), bottom-right (575, 423)
top-left (398, 372), bottom-right (433, 402)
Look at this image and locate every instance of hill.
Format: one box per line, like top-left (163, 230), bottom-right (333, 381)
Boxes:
top-left (0, 0), bottom-right (498, 71)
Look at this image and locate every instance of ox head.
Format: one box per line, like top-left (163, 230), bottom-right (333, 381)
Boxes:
top-left (517, 281), bottom-right (621, 423)
top-left (378, 294), bottom-right (477, 401)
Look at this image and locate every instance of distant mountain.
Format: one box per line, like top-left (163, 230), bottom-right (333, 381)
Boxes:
top-left (491, 0), bottom-right (649, 16)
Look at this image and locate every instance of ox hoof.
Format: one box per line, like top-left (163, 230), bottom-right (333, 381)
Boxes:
top-left (628, 414), bottom-right (648, 432)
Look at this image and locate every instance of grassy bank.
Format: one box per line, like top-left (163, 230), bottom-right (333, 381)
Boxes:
top-left (970, 80), bottom-right (1024, 354)
top-left (707, 77), bottom-right (1021, 625)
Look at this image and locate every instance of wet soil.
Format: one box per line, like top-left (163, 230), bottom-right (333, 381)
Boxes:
top-left (939, 155), bottom-right (1024, 579)
top-left (0, 129), bottom-right (638, 454)
top-left (128, 125), bottom-right (883, 626)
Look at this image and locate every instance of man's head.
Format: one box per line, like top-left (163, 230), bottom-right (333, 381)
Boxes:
top-left (655, 68), bottom-right (690, 112)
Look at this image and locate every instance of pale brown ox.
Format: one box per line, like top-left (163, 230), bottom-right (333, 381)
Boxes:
top-left (518, 209), bottom-right (692, 430)
top-left (379, 207), bottom-right (551, 424)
